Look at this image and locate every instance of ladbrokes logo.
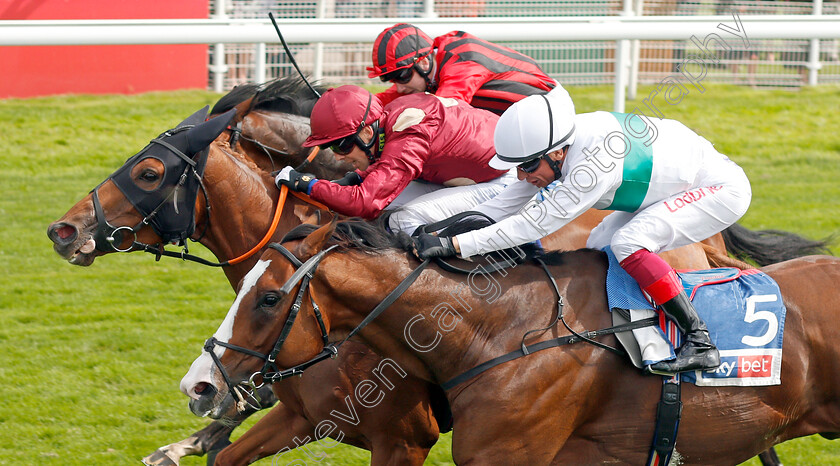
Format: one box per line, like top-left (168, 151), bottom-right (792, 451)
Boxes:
top-left (703, 354), bottom-right (773, 378)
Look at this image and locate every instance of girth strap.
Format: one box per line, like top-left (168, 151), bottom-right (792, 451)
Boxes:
top-left (647, 377), bottom-right (682, 466)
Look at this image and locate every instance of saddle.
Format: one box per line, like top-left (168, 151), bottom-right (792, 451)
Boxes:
top-left (604, 247), bottom-right (787, 387)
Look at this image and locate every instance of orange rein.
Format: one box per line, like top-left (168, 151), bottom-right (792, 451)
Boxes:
top-left (227, 147), bottom-right (329, 265)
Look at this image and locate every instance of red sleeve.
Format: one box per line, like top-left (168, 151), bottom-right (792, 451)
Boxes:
top-left (308, 130), bottom-right (429, 219)
top-left (375, 86), bottom-right (402, 107)
top-left (434, 60), bottom-right (492, 103)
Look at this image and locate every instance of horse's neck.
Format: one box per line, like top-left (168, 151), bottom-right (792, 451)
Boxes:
top-left (317, 249), bottom-right (612, 386)
top-left (197, 143), bottom-right (310, 288)
top-left (242, 111), bottom-right (349, 180)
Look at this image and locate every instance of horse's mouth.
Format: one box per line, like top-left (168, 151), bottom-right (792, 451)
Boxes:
top-left (65, 237), bottom-right (98, 266)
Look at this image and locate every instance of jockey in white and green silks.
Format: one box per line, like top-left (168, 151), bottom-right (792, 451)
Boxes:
top-left (415, 87), bottom-right (752, 374)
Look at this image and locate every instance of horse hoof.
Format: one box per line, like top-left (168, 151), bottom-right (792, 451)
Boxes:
top-left (141, 449), bottom-right (179, 466)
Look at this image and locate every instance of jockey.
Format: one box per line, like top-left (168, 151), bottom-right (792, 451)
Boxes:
top-left (367, 23), bottom-right (560, 115)
top-left (274, 85), bottom-right (518, 233)
top-left (414, 88), bottom-right (752, 374)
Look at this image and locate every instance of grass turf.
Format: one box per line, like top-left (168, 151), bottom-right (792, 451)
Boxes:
top-left (0, 84), bottom-right (838, 465)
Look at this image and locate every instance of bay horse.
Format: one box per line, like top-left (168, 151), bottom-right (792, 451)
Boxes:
top-left (45, 104), bottom-right (445, 465)
top-left (46, 76), bottom-right (812, 464)
top-left (183, 219), bottom-right (840, 465)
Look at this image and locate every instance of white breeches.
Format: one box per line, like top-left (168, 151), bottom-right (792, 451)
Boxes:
top-left (387, 169), bottom-right (518, 234)
top-left (586, 158), bottom-right (751, 262)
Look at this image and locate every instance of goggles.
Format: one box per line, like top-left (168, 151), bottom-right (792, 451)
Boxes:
top-left (320, 135), bottom-right (358, 156)
top-left (380, 66), bottom-right (414, 85)
top-left (517, 156), bottom-right (543, 174)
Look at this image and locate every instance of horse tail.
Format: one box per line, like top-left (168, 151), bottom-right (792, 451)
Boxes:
top-left (721, 223), bottom-right (834, 266)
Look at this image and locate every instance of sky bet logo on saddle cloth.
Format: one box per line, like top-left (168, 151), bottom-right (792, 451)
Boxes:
top-left (604, 247), bottom-right (787, 387)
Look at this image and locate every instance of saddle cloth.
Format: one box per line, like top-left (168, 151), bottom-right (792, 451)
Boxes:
top-left (603, 247), bottom-right (787, 387)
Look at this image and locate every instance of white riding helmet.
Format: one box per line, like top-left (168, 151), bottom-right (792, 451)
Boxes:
top-left (489, 87), bottom-right (576, 170)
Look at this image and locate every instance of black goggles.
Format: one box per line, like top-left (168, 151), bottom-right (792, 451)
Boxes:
top-left (320, 135), bottom-right (358, 156)
top-left (517, 156), bottom-right (544, 174)
top-left (379, 66), bottom-right (414, 85)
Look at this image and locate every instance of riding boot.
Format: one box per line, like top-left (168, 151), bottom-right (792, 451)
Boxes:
top-left (649, 289), bottom-right (721, 373)
top-left (619, 248), bottom-right (720, 374)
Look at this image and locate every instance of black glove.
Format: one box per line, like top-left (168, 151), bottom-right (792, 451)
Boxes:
top-left (414, 233), bottom-right (457, 259)
top-left (275, 166), bottom-right (318, 193)
top-left (331, 171), bottom-right (362, 186)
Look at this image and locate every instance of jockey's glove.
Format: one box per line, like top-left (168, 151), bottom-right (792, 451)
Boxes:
top-left (331, 171), bottom-right (362, 186)
top-left (275, 166), bottom-right (318, 194)
top-left (414, 233), bottom-right (457, 260)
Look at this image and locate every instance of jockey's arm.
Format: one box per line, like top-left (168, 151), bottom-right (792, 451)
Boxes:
top-left (455, 175), bottom-right (610, 258)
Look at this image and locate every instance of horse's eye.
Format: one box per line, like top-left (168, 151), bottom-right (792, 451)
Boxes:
top-left (259, 293), bottom-right (281, 309)
top-left (138, 169), bottom-right (160, 183)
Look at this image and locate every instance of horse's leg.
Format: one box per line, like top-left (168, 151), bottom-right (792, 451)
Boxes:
top-left (143, 387), bottom-right (277, 466)
top-left (213, 402), bottom-right (316, 466)
top-left (368, 438), bottom-right (431, 466)
top-left (142, 420), bottom-right (236, 466)
top-left (758, 447), bottom-right (783, 466)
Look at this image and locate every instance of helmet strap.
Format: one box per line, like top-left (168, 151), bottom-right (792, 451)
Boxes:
top-left (544, 151), bottom-right (565, 180)
top-left (415, 56), bottom-right (437, 93)
top-left (355, 120), bottom-right (381, 165)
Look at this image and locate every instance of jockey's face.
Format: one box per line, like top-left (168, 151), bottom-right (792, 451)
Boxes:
top-left (516, 149), bottom-right (566, 188)
top-left (394, 57), bottom-right (431, 95)
top-left (329, 126), bottom-right (374, 171)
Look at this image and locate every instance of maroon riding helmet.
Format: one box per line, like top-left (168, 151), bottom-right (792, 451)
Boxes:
top-left (367, 23), bottom-right (433, 79)
top-left (303, 86), bottom-right (384, 148)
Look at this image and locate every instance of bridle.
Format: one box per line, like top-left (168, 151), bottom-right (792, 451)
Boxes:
top-left (200, 241), bottom-right (431, 413)
top-left (202, 242), bottom-right (339, 412)
top-left (90, 125), bottom-right (212, 254)
top-left (90, 122), bottom-right (328, 267)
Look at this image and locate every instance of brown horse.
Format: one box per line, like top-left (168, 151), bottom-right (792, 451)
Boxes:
top-left (184, 219), bottom-right (840, 464)
top-left (47, 77), bottom-right (809, 464)
top-left (45, 106), bottom-right (447, 465)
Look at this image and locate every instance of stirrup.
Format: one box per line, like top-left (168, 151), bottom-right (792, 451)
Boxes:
top-left (645, 364), bottom-right (677, 376)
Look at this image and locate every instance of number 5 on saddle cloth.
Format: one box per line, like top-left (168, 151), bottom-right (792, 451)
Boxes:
top-left (603, 246), bottom-right (787, 387)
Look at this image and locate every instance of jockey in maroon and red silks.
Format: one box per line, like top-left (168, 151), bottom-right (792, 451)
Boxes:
top-left (273, 85), bottom-right (515, 234)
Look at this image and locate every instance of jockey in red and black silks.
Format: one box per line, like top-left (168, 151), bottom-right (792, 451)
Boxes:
top-left (369, 24), bottom-right (559, 115)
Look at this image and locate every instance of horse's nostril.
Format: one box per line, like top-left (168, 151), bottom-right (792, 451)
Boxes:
top-left (48, 223), bottom-right (78, 245)
top-left (194, 382), bottom-right (217, 398)
top-left (55, 225), bottom-right (75, 240)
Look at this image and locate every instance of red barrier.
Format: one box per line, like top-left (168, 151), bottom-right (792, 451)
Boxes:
top-left (1, 0), bottom-right (208, 98)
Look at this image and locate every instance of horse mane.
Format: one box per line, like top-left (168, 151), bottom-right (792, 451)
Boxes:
top-left (281, 218), bottom-right (412, 254)
top-left (211, 75), bottom-right (326, 118)
top-left (281, 217), bottom-right (565, 266)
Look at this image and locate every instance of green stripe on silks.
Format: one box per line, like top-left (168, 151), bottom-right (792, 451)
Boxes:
top-left (605, 112), bottom-right (653, 212)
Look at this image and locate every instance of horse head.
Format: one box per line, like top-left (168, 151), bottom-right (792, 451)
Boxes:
top-left (180, 220), bottom-right (340, 418)
top-left (47, 107), bottom-right (236, 265)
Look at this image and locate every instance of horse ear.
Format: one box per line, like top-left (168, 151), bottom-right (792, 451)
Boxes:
top-left (184, 108), bottom-right (237, 155)
top-left (177, 105), bottom-right (211, 128)
top-left (296, 218), bottom-right (338, 260)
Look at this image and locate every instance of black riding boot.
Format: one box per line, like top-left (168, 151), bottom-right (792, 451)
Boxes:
top-left (649, 290), bottom-right (720, 373)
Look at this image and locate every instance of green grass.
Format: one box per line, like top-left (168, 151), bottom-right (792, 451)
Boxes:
top-left (1, 84), bottom-right (838, 465)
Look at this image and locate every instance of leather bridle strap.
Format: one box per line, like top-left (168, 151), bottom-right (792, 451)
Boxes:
top-left (336, 258), bottom-right (430, 345)
top-left (264, 256), bottom-right (431, 382)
